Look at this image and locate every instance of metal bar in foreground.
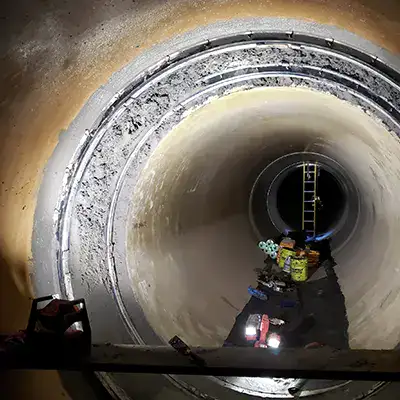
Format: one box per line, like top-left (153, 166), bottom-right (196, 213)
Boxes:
top-left (2, 345), bottom-right (400, 381)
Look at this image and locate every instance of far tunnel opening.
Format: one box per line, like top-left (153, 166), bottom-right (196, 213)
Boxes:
top-left (275, 165), bottom-right (346, 235)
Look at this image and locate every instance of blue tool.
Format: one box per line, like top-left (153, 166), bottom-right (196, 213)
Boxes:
top-left (248, 286), bottom-right (268, 301)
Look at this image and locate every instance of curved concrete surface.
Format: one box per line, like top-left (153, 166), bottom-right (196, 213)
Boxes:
top-left (128, 87), bottom-right (400, 349)
top-left (1, 0), bottom-right (400, 399)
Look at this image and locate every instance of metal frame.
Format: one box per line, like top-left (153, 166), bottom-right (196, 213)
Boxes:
top-left (2, 345), bottom-right (400, 382)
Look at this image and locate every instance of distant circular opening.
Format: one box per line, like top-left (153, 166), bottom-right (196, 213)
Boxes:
top-left (251, 153), bottom-right (359, 253)
top-left (276, 165), bottom-right (346, 235)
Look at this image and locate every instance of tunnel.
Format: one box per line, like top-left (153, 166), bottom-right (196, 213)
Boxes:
top-left (1, 1), bottom-right (400, 400)
top-left (127, 86), bottom-right (394, 350)
top-left (271, 162), bottom-right (347, 235)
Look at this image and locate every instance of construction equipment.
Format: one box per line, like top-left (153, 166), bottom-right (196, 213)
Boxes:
top-left (245, 314), bottom-right (284, 348)
top-left (258, 233), bottom-right (322, 284)
top-left (302, 162), bottom-right (318, 238)
top-left (2, 295), bottom-right (400, 385)
top-left (258, 240), bottom-right (279, 259)
top-left (290, 256), bottom-right (308, 282)
top-left (257, 277), bottom-right (287, 293)
top-left (169, 335), bottom-right (206, 366)
top-left (248, 285), bottom-right (269, 301)
top-left (254, 260), bottom-right (296, 294)
top-left (1, 295), bottom-right (91, 362)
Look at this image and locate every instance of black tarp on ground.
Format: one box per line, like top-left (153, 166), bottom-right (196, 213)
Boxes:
top-left (225, 262), bottom-right (349, 349)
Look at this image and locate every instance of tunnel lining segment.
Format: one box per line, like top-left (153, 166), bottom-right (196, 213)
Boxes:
top-left (33, 20), bottom-right (400, 400)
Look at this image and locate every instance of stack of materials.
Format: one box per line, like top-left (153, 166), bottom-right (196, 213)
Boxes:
top-left (258, 240), bottom-right (279, 259)
top-left (258, 236), bottom-right (320, 283)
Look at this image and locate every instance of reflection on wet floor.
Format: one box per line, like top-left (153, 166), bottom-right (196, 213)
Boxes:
top-left (223, 249), bottom-right (349, 396)
top-left (224, 234), bottom-right (349, 350)
top-left (225, 269), bottom-right (349, 349)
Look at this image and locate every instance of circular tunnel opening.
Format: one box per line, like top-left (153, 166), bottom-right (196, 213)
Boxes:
top-left (129, 88), bottom-right (373, 351)
top-left (126, 89), bottom-right (376, 396)
top-left (274, 164), bottom-right (346, 235)
top-left (252, 151), bottom-right (359, 252)
top-left (33, 26), bottom-right (400, 400)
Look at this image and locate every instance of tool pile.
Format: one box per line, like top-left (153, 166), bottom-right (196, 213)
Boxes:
top-left (260, 235), bottom-right (321, 281)
top-left (248, 233), bottom-right (322, 301)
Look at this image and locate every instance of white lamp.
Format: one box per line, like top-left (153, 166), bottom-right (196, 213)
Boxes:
top-left (245, 326), bottom-right (257, 336)
top-left (267, 333), bottom-right (281, 348)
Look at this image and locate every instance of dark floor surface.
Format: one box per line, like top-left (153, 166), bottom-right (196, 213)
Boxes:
top-left (225, 264), bottom-right (349, 350)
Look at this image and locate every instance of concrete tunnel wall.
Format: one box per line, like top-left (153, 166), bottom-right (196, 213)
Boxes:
top-left (1, 0), bottom-right (400, 399)
top-left (128, 87), bottom-right (400, 349)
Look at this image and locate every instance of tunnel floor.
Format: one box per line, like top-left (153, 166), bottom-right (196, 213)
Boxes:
top-left (224, 264), bottom-right (350, 395)
top-left (226, 268), bottom-right (349, 350)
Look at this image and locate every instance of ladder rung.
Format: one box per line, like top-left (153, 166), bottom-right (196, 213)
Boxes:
top-left (303, 162), bottom-right (317, 235)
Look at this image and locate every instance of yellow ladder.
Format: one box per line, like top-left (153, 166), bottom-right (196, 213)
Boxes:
top-left (302, 162), bottom-right (318, 237)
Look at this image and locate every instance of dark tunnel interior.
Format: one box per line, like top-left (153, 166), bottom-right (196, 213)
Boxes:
top-left (276, 165), bottom-right (346, 234)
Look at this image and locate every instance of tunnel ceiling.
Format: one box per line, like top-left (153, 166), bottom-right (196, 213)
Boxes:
top-left (32, 20), bottom-right (400, 400)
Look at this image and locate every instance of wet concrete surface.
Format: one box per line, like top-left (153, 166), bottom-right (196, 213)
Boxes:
top-left (1, 0), bottom-right (400, 399)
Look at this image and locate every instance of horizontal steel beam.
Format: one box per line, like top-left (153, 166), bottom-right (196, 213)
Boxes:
top-left (2, 345), bottom-right (400, 381)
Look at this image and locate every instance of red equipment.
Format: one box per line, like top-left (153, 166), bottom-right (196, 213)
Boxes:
top-left (245, 314), bottom-right (282, 348)
top-left (254, 314), bottom-right (270, 348)
top-left (1, 295), bottom-right (91, 362)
